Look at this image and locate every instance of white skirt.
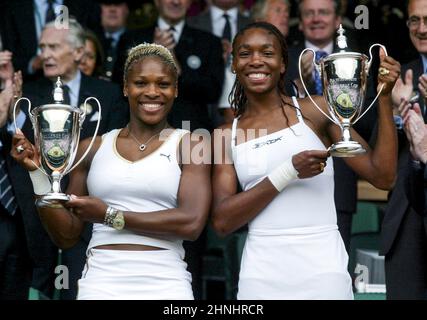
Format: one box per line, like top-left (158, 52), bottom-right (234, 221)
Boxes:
top-left (237, 225), bottom-right (353, 300)
top-left (77, 248), bottom-right (193, 300)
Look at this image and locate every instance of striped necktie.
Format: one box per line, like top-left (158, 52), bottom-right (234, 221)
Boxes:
top-left (0, 152), bottom-right (17, 216)
top-left (222, 13), bottom-right (232, 42)
top-left (314, 50), bottom-right (328, 95)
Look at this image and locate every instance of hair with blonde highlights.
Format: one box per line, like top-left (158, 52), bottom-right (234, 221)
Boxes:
top-left (123, 43), bottom-right (178, 85)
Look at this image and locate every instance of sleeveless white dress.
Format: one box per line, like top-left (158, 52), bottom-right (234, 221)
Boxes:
top-left (77, 128), bottom-right (194, 300)
top-left (232, 97), bottom-right (353, 300)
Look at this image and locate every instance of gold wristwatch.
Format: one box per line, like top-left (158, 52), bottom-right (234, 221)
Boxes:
top-left (112, 211), bottom-right (125, 230)
top-left (104, 206), bottom-right (125, 230)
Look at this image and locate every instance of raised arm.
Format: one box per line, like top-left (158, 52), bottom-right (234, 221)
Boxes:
top-left (325, 51), bottom-right (400, 190)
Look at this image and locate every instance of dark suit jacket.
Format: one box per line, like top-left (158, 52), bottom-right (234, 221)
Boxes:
top-left (407, 161), bottom-right (426, 217)
top-left (2, 0), bottom-right (102, 77)
top-left (99, 29), bottom-right (127, 81)
top-left (114, 23), bottom-right (224, 131)
top-left (186, 9), bottom-right (252, 35)
top-left (285, 41), bottom-right (376, 215)
top-left (0, 126), bottom-right (58, 297)
top-left (380, 57), bottom-right (427, 255)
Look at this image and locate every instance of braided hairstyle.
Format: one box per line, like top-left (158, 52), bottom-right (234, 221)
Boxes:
top-left (123, 43), bottom-right (178, 85)
top-left (229, 21), bottom-right (291, 118)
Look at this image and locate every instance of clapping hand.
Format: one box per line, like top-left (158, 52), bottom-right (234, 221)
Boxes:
top-left (392, 69), bottom-right (413, 107)
top-left (0, 51), bottom-right (14, 82)
top-left (402, 103), bottom-right (427, 163)
top-left (418, 74), bottom-right (427, 104)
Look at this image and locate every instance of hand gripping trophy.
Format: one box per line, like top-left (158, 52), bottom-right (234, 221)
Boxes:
top-left (13, 77), bottom-right (101, 207)
top-left (298, 25), bottom-right (387, 157)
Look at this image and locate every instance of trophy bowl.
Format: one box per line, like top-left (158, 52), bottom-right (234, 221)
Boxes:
top-left (322, 51), bottom-right (368, 156)
top-left (299, 25), bottom-right (387, 157)
top-left (13, 77), bottom-right (102, 207)
top-left (32, 103), bottom-right (82, 204)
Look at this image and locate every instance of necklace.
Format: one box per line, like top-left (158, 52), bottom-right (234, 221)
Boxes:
top-left (127, 123), bottom-right (168, 152)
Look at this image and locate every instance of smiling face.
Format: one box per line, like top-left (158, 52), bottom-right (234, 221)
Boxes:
top-left (232, 27), bottom-right (286, 95)
top-left (264, 0), bottom-right (290, 37)
top-left (408, 0), bottom-right (427, 54)
top-left (124, 56), bottom-right (177, 125)
top-left (298, 0), bottom-right (341, 48)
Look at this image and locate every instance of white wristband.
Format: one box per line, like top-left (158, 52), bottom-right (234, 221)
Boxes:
top-left (268, 158), bottom-right (299, 192)
top-left (29, 169), bottom-right (51, 195)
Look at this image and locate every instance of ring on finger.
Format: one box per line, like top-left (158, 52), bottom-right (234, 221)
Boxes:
top-left (319, 162), bottom-right (325, 172)
top-left (16, 145), bottom-right (24, 153)
top-left (378, 67), bottom-right (390, 76)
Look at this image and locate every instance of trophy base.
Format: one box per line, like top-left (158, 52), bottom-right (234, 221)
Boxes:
top-left (328, 141), bottom-right (366, 157)
top-left (36, 193), bottom-right (71, 208)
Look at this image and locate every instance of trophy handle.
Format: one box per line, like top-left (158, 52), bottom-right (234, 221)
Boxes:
top-left (354, 44), bottom-right (388, 124)
top-left (13, 97), bottom-right (50, 178)
top-left (13, 97), bottom-right (33, 133)
top-left (298, 48), bottom-right (337, 124)
top-left (67, 97), bottom-right (102, 173)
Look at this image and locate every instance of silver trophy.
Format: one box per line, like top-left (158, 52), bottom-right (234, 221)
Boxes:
top-left (299, 25), bottom-right (387, 157)
top-left (13, 77), bottom-right (101, 207)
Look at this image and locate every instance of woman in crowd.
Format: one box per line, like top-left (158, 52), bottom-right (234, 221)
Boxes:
top-left (79, 30), bottom-right (105, 78)
top-left (211, 22), bottom-right (400, 299)
top-left (11, 43), bottom-right (211, 299)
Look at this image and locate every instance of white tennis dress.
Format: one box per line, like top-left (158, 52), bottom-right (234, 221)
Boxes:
top-left (232, 97), bottom-right (353, 300)
top-left (77, 128), bottom-right (193, 300)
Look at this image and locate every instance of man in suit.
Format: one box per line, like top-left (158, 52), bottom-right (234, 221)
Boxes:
top-left (187, 0), bottom-right (251, 125)
top-left (2, 0), bottom-right (102, 80)
top-left (21, 19), bottom-right (127, 300)
top-left (98, 0), bottom-right (129, 80)
top-left (114, 0), bottom-right (223, 299)
top-left (381, 0), bottom-right (427, 300)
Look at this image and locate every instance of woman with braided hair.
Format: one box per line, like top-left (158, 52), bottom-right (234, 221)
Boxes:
top-left (11, 43), bottom-right (211, 299)
top-left (211, 22), bottom-right (400, 299)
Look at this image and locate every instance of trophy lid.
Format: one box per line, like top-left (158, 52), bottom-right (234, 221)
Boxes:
top-left (336, 24), bottom-right (348, 52)
top-left (31, 76), bottom-right (81, 115)
top-left (322, 24), bottom-right (367, 63)
top-left (53, 77), bottom-right (66, 104)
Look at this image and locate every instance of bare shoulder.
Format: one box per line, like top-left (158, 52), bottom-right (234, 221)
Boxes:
top-left (77, 132), bottom-right (109, 167)
top-left (297, 96), bottom-right (330, 126)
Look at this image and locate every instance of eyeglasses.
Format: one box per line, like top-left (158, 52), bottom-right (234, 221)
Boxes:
top-left (301, 9), bottom-right (333, 19)
top-left (406, 16), bottom-right (427, 29)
